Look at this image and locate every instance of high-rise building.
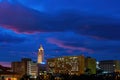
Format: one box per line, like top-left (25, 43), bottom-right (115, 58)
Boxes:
top-left (37, 45), bottom-right (44, 63)
top-left (99, 60), bottom-right (120, 73)
top-left (47, 55), bottom-right (85, 75)
top-left (47, 55), bottom-right (97, 75)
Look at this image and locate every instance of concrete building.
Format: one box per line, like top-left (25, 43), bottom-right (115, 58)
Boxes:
top-left (12, 58), bottom-right (31, 77)
top-left (47, 55), bottom-right (85, 75)
top-left (27, 61), bottom-right (38, 78)
top-left (85, 57), bottom-right (96, 74)
top-left (11, 62), bottom-right (24, 78)
top-left (37, 45), bottom-right (44, 64)
top-left (47, 55), bottom-right (97, 75)
top-left (12, 58), bottom-right (38, 78)
top-left (99, 60), bottom-right (120, 73)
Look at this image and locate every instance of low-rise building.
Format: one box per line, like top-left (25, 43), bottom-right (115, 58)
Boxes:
top-left (0, 65), bottom-right (19, 80)
top-left (12, 58), bottom-right (38, 78)
top-left (99, 60), bottom-right (120, 73)
top-left (85, 57), bottom-right (96, 74)
top-left (27, 61), bottom-right (38, 78)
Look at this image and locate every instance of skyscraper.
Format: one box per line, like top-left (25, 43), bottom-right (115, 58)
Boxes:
top-left (37, 45), bottom-right (44, 63)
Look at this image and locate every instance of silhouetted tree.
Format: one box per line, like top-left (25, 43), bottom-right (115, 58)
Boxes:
top-left (96, 69), bottom-right (103, 74)
top-left (85, 68), bottom-right (91, 75)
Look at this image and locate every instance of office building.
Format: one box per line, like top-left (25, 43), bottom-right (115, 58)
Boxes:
top-left (47, 55), bottom-right (85, 75)
top-left (27, 61), bottom-right (38, 78)
top-left (12, 58), bottom-right (31, 77)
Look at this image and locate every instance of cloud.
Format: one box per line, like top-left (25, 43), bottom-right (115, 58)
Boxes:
top-left (46, 32), bottom-right (120, 55)
top-left (47, 37), bottom-right (93, 53)
top-left (75, 25), bottom-right (120, 40)
top-left (0, 0), bottom-right (120, 62)
top-left (16, 0), bottom-right (120, 14)
top-left (0, 1), bottom-right (119, 41)
top-left (0, 62), bottom-right (11, 67)
top-left (0, 27), bottom-right (27, 43)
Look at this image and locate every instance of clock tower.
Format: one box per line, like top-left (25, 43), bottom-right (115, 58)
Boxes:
top-left (37, 45), bottom-right (44, 63)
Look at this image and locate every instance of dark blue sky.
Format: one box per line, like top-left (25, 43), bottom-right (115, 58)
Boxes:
top-left (0, 0), bottom-right (120, 66)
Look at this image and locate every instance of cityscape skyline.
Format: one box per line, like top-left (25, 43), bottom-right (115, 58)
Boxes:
top-left (0, 0), bottom-right (120, 67)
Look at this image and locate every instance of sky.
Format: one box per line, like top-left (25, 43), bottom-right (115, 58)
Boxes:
top-left (0, 0), bottom-right (120, 67)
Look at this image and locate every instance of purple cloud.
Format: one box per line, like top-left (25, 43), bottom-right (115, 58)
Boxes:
top-left (47, 38), bottom-right (93, 53)
top-left (0, 62), bottom-right (11, 67)
top-left (0, 1), bottom-right (119, 40)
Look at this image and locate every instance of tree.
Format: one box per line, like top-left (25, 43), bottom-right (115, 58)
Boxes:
top-left (85, 68), bottom-right (91, 75)
top-left (96, 69), bottom-right (103, 74)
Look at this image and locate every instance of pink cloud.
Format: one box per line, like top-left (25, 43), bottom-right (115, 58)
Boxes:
top-left (47, 38), bottom-right (94, 53)
top-left (0, 24), bottom-right (21, 34)
top-left (0, 62), bottom-right (11, 67)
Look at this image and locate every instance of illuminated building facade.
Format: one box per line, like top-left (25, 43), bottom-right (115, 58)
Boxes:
top-left (85, 57), bottom-right (96, 74)
top-left (99, 60), bottom-right (120, 73)
top-left (37, 45), bottom-right (44, 63)
top-left (47, 55), bottom-right (85, 75)
top-left (12, 58), bottom-right (31, 77)
top-left (27, 61), bottom-right (38, 78)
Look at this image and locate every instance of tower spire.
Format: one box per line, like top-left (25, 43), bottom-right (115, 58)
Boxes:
top-left (39, 45), bottom-right (44, 51)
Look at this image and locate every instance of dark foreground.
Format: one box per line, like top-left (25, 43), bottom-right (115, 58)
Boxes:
top-left (20, 73), bottom-right (120, 80)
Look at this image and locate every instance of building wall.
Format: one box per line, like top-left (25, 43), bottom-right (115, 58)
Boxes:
top-left (38, 50), bottom-right (44, 63)
top-left (115, 61), bottom-right (120, 72)
top-left (85, 57), bottom-right (96, 74)
top-left (11, 58), bottom-right (32, 77)
top-left (99, 60), bottom-right (120, 73)
top-left (27, 61), bottom-right (37, 77)
top-left (11, 62), bottom-right (25, 77)
top-left (47, 55), bottom-right (85, 75)
top-left (37, 45), bottom-right (44, 64)
top-left (78, 56), bottom-right (85, 74)
top-left (46, 58), bottom-right (55, 74)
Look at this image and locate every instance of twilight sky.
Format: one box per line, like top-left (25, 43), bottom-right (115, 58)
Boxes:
top-left (0, 0), bottom-right (120, 66)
